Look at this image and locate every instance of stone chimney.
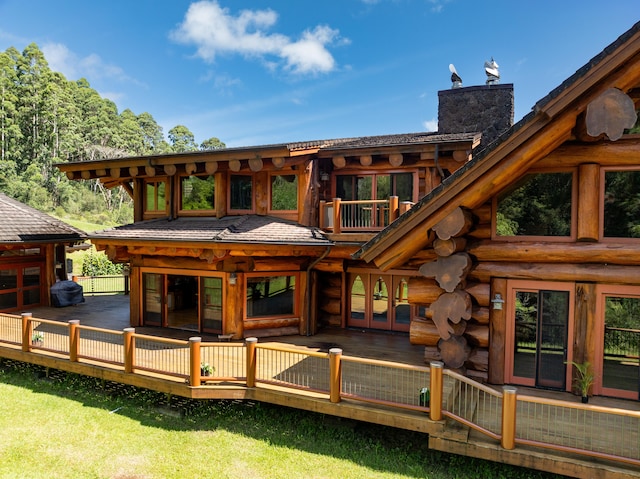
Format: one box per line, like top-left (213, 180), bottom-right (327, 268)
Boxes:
top-left (438, 83), bottom-right (514, 147)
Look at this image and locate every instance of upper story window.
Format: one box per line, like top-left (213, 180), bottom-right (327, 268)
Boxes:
top-left (270, 173), bottom-right (298, 211)
top-left (180, 175), bottom-right (215, 212)
top-left (602, 168), bottom-right (640, 239)
top-left (144, 179), bottom-right (167, 215)
top-left (336, 172), bottom-right (415, 202)
top-left (229, 174), bottom-right (253, 212)
top-left (495, 171), bottom-right (574, 239)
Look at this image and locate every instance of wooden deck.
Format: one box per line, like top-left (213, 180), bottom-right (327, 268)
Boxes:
top-left (1, 295), bottom-right (639, 479)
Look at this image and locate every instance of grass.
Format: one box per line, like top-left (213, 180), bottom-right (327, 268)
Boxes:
top-left (0, 360), bottom-right (564, 479)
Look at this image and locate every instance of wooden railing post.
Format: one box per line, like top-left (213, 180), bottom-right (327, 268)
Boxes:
top-left (21, 312), bottom-right (32, 352)
top-left (501, 386), bottom-right (518, 450)
top-left (429, 361), bottom-right (444, 421)
top-left (333, 198), bottom-right (341, 234)
top-left (389, 196), bottom-right (399, 223)
top-left (329, 348), bottom-right (342, 403)
top-left (319, 200), bottom-right (327, 230)
top-left (189, 337), bottom-right (202, 386)
top-left (68, 320), bottom-right (80, 362)
top-left (123, 328), bottom-right (135, 373)
top-left (246, 337), bottom-right (258, 388)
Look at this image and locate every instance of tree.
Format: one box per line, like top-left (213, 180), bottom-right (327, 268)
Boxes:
top-left (200, 137), bottom-right (226, 150)
top-left (168, 124), bottom-right (198, 152)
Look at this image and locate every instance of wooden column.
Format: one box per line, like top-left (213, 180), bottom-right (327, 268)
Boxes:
top-left (501, 386), bottom-right (518, 450)
top-left (123, 327), bottom-right (135, 373)
top-left (329, 348), bottom-right (342, 403)
top-left (429, 361), bottom-right (443, 421)
top-left (488, 278), bottom-right (507, 384)
top-left (333, 198), bottom-right (342, 234)
top-left (574, 283), bottom-right (597, 367)
top-left (215, 171), bottom-right (227, 218)
top-left (577, 163), bottom-right (599, 241)
top-left (21, 312), bottom-right (32, 352)
top-left (189, 337), bottom-right (202, 386)
top-left (69, 320), bottom-right (80, 362)
top-left (225, 272), bottom-right (244, 339)
top-left (246, 337), bottom-right (257, 388)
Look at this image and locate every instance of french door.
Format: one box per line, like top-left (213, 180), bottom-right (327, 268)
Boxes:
top-left (347, 273), bottom-right (411, 332)
top-left (141, 272), bottom-right (223, 333)
top-left (506, 281), bottom-right (574, 390)
top-left (0, 263), bottom-right (44, 312)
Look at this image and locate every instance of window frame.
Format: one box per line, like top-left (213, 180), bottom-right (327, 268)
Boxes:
top-left (228, 173), bottom-right (255, 214)
top-left (268, 171), bottom-right (299, 217)
top-left (244, 272), bottom-right (299, 321)
top-left (332, 169), bottom-right (419, 202)
top-left (491, 168), bottom-right (578, 242)
top-left (178, 173), bottom-right (216, 216)
top-left (143, 178), bottom-right (168, 218)
top-left (599, 166), bottom-right (640, 243)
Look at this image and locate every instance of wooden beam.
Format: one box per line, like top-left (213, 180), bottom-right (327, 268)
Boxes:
top-left (577, 164), bottom-right (599, 241)
top-left (332, 156), bottom-right (346, 169)
top-left (205, 161), bottom-right (218, 175)
top-left (389, 153), bottom-right (403, 167)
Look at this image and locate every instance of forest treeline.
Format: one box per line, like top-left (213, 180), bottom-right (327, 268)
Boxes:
top-left (0, 43), bottom-right (225, 226)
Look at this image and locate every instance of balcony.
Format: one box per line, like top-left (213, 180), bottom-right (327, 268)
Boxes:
top-left (319, 196), bottom-right (414, 234)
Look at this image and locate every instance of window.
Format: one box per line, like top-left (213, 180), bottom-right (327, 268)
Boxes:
top-left (495, 171), bottom-right (574, 238)
top-left (230, 174), bottom-right (253, 211)
top-left (602, 169), bottom-right (640, 238)
top-left (270, 174), bottom-right (298, 211)
top-left (144, 180), bottom-right (166, 214)
top-left (181, 175), bottom-right (215, 211)
top-left (336, 172), bottom-right (414, 202)
top-left (246, 274), bottom-right (297, 319)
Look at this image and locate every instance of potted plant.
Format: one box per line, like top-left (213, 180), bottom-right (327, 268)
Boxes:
top-left (31, 331), bottom-right (44, 346)
top-left (200, 362), bottom-right (214, 377)
top-left (568, 361), bottom-right (594, 403)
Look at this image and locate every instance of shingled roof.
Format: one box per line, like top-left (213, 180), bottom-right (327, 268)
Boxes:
top-left (0, 193), bottom-right (86, 244)
top-left (90, 215), bottom-right (332, 247)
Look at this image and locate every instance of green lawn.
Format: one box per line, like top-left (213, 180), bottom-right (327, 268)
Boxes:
top-left (0, 361), bottom-right (563, 479)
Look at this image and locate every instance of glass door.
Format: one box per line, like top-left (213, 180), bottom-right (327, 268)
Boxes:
top-left (142, 273), bottom-right (163, 327)
top-left (347, 273), bottom-right (402, 331)
top-left (201, 277), bottom-right (223, 333)
top-left (507, 281), bottom-right (574, 390)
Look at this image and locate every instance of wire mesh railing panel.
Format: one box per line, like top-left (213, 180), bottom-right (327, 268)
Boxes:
top-left (133, 337), bottom-right (190, 378)
top-left (30, 319), bottom-right (69, 355)
top-left (75, 275), bottom-right (127, 295)
top-left (0, 313), bottom-right (21, 345)
top-left (201, 344), bottom-right (246, 380)
top-left (443, 374), bottom-right (503, 436)
top-left (341, 358), bottom-right (430, 409)
top-left (516, 398), bottom-right (640, 461)
top-left (77, 327), bottom-right (124, 365)
top-left (255, 346), bottom-right (330, 392)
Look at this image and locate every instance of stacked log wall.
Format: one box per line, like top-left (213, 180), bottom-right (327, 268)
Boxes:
top-left (318, 272), bottom-right (342, 328)
top-left (408, 205), bottom-right (491, 381)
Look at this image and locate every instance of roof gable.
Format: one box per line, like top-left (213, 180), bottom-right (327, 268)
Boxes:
top-left (355, 21), bottom-right (640, 269)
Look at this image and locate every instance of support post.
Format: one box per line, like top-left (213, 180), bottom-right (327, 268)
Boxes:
top-left (319, 201), bottom-right (327, 230)
top-left (389, 196), bottom-right (399, 223)
top-left (123, 327), bottom-right (135, 374)
top-left (68, 320), bottom-right (80, 362)
top-left (245, 337), bottom-right (258, 388)
top-left (429, 361), bottom-right (444, 421)
top-left (333, 198), bottom-right (341, 234)
top-left (329, 348), bottom-right (342, 403)
top-left (189, 337), bottom-right (202, 386)
top-left (501, 386), bottom-right (518, 450)
top-left (21, 313), bottom-right (32, 352)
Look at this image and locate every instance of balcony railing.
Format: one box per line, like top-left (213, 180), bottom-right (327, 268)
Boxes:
top-left (319, 197), bottom-right (414, 234)
top-left (1, 312), bottom-right (639, 470)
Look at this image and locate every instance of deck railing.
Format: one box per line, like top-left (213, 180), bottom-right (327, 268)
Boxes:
top-left (0, 312), bottom-right (639, 468)
top-left (319, 197), bottom-right (414, 234)
top-left (74, 275), bottom-right (129, 296)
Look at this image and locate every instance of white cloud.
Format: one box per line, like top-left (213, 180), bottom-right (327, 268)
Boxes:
top-left (423, 119), bottom-right (438, 132)
top-left (170, 1), bottom-right (345, 75)
top-left (42, 42), bottom-right (141, 86)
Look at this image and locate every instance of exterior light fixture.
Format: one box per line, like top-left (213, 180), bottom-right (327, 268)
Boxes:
top-left (229, 272), bottom-right (237, 285)
top-left (491, 293), bottom-right (504, 310)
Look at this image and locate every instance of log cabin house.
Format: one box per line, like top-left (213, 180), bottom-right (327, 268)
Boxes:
top-left (0, 193), bottom-right (85, 312)
top-left (56, 21), bottom-right (640, 404)
top-left (356, 21), bottom-right (640, 401)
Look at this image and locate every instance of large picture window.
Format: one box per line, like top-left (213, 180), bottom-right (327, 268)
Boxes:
top-left (144, 180), bottom-right (166, 214)
top-left (602, 169), bottom-right (640, 239)
top-left (495, 171), bottom-right (574, 238)
top-left (246, 274), bottom-right (297, 319)
top-left (180, 175), bottom-right (215, 211)
top-left (270, 174), bottom-right (298, 211)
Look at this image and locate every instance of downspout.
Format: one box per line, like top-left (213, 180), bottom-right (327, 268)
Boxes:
top-left (306, 245), bottom-right (332, 336)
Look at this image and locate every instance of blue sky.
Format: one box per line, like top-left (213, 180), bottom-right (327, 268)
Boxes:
top-left (0, 1), bottom-right (637, 148)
